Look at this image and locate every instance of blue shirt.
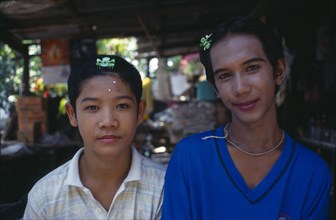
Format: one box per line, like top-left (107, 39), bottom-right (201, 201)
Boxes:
top-left (162, 125), bottom-right (331, 220)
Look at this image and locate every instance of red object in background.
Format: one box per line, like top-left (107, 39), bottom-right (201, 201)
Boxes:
top-left (43, 91), bottom-right (49, 98)
top-left (40, 39), bottom-right (70, 67)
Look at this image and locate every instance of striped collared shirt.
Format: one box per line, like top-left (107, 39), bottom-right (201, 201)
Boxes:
top-left (23, 146), bottom-right (166, 219)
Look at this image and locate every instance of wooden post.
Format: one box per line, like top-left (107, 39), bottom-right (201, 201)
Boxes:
top-left (22, 46), bottom-right (30, 96)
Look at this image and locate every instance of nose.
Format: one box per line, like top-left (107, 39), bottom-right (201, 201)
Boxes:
top-left (232, 75), bottom-right (250, 96)
top-left (98, 109), bottom-right (119, 128)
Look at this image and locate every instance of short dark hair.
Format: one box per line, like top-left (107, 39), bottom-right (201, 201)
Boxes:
top-left (67, 54), bottom-right (143, 110)
top-left (199, 15), bottom-right (284, 87)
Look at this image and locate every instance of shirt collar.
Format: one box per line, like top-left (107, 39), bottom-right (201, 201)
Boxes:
top-left (64, 146), bottom-right (142, 187)
top-left (124, 146), bottom-right (142, 182)
top-left (65, 147), bottom-right (85, 187)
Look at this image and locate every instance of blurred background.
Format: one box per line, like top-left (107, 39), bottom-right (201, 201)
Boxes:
top-left (0, 0), bottom-right (335, 218)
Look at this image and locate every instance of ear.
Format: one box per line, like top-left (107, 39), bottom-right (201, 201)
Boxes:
top-left (65, 102), bottom-right (78, 127)
top-left (137, 99), bottom-right (146, 126)
top-left (275, 58), bottom-right (286, 86)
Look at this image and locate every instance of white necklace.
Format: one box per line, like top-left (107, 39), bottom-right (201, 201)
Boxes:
top-left (223, 123), bottom-right (285, 157)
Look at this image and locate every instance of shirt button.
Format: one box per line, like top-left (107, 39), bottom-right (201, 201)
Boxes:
top-left (96, 208), bottom-right (102, 213)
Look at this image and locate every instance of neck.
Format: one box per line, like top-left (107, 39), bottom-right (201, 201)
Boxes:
top-left (79, 149), bottom-right (131, 183)
top-left (227, 121), bottom-right (283, 152)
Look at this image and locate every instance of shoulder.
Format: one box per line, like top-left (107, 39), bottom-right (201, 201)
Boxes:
top-left (25, 160), bottom-right (71, 217)
top-left (166, 128), bottom-right (219, 169)
top-left (171, 128), bottom-right (220, 159)
top-left (28, 161), bottom-right (70, 196)
top-left (32, 148), bottom-right (83, 190)
top-left (140, 155), bottom-right (166, 187)
top-left (179, 129), bottom-right (215, 144)
top-left (175, 129), bottom-right (216, 151)
top-left (288, 139), bottom-right (332, 216)
top-left (295, 142), bottom-right (329, 169)
top-left (293, 140), bottom-right (331, 180)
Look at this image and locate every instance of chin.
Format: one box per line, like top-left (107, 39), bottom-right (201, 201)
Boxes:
top-left (232, 113), bottom-right (263, 125)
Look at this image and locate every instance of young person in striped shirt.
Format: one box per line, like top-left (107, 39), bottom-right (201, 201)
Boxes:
top-left (24, 55), bottom-right (166, 219)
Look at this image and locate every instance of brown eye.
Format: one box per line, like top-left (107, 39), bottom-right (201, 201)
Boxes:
top-left (116, 103), bottom-right (129, 109)
top-left (218, 72), bottom-right (231, 80)
top-left (246, 65), bottom-right (259, 72)
top-left (86, 105), bottom-right (99, 111)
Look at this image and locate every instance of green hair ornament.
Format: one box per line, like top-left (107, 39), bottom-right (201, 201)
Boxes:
top-left (200, 34), bottom-right (212, 51)
top-left (96, 57), bottom-right (115, 69)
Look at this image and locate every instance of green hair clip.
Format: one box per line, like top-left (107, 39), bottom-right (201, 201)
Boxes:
top-left (96, 57), bottom-right (115, 69)
top-left (200, 34), bottom-right (212, 51)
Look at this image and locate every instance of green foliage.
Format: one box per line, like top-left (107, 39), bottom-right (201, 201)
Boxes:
top-left (0, 43), bottom-right (23, 111)
top-left (97, 38), bottom-right (137, 58)
top-left (1, 38), bottom-right (187, 113)
top-left (0, 43), bottom-right (42, 112)
top-left (167, 55), bottom-right (182, 72)
top-left (180, 53), bottom-right (204, 77)
top-left (29, 55), bottom-right (42, 93)
top-left (96, 37), bottom-right (148, 76)
top-left (27, 43), bottom-right (42, 94)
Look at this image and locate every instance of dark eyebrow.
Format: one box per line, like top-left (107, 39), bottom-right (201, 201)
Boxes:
top-left (117, 95), bottom-right (135, 102)
top-left (242, 57), bottom-right (266, 65)
top-left (214, 68), bottom-right (228, 76)
top-left (80, 97), bottom-right (98, 104)
top-left (213, 57), bottom-right (266, 76)
top-left (79, 95), bottom-right (135, 104)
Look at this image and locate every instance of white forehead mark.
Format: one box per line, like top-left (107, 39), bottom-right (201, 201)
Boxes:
top-left (107, 79), bottom-right (117, 92)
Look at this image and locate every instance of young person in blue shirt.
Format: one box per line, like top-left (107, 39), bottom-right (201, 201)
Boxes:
top-left (24, 55), bottom-right (166, 219)
top-left (162, 16), bottom-right (331, 220)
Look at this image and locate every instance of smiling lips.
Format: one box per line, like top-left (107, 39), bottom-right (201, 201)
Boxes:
top-left (235, 99), bottom-right (258, 111)
top-left (98, 135), bottom-right (121, 144)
